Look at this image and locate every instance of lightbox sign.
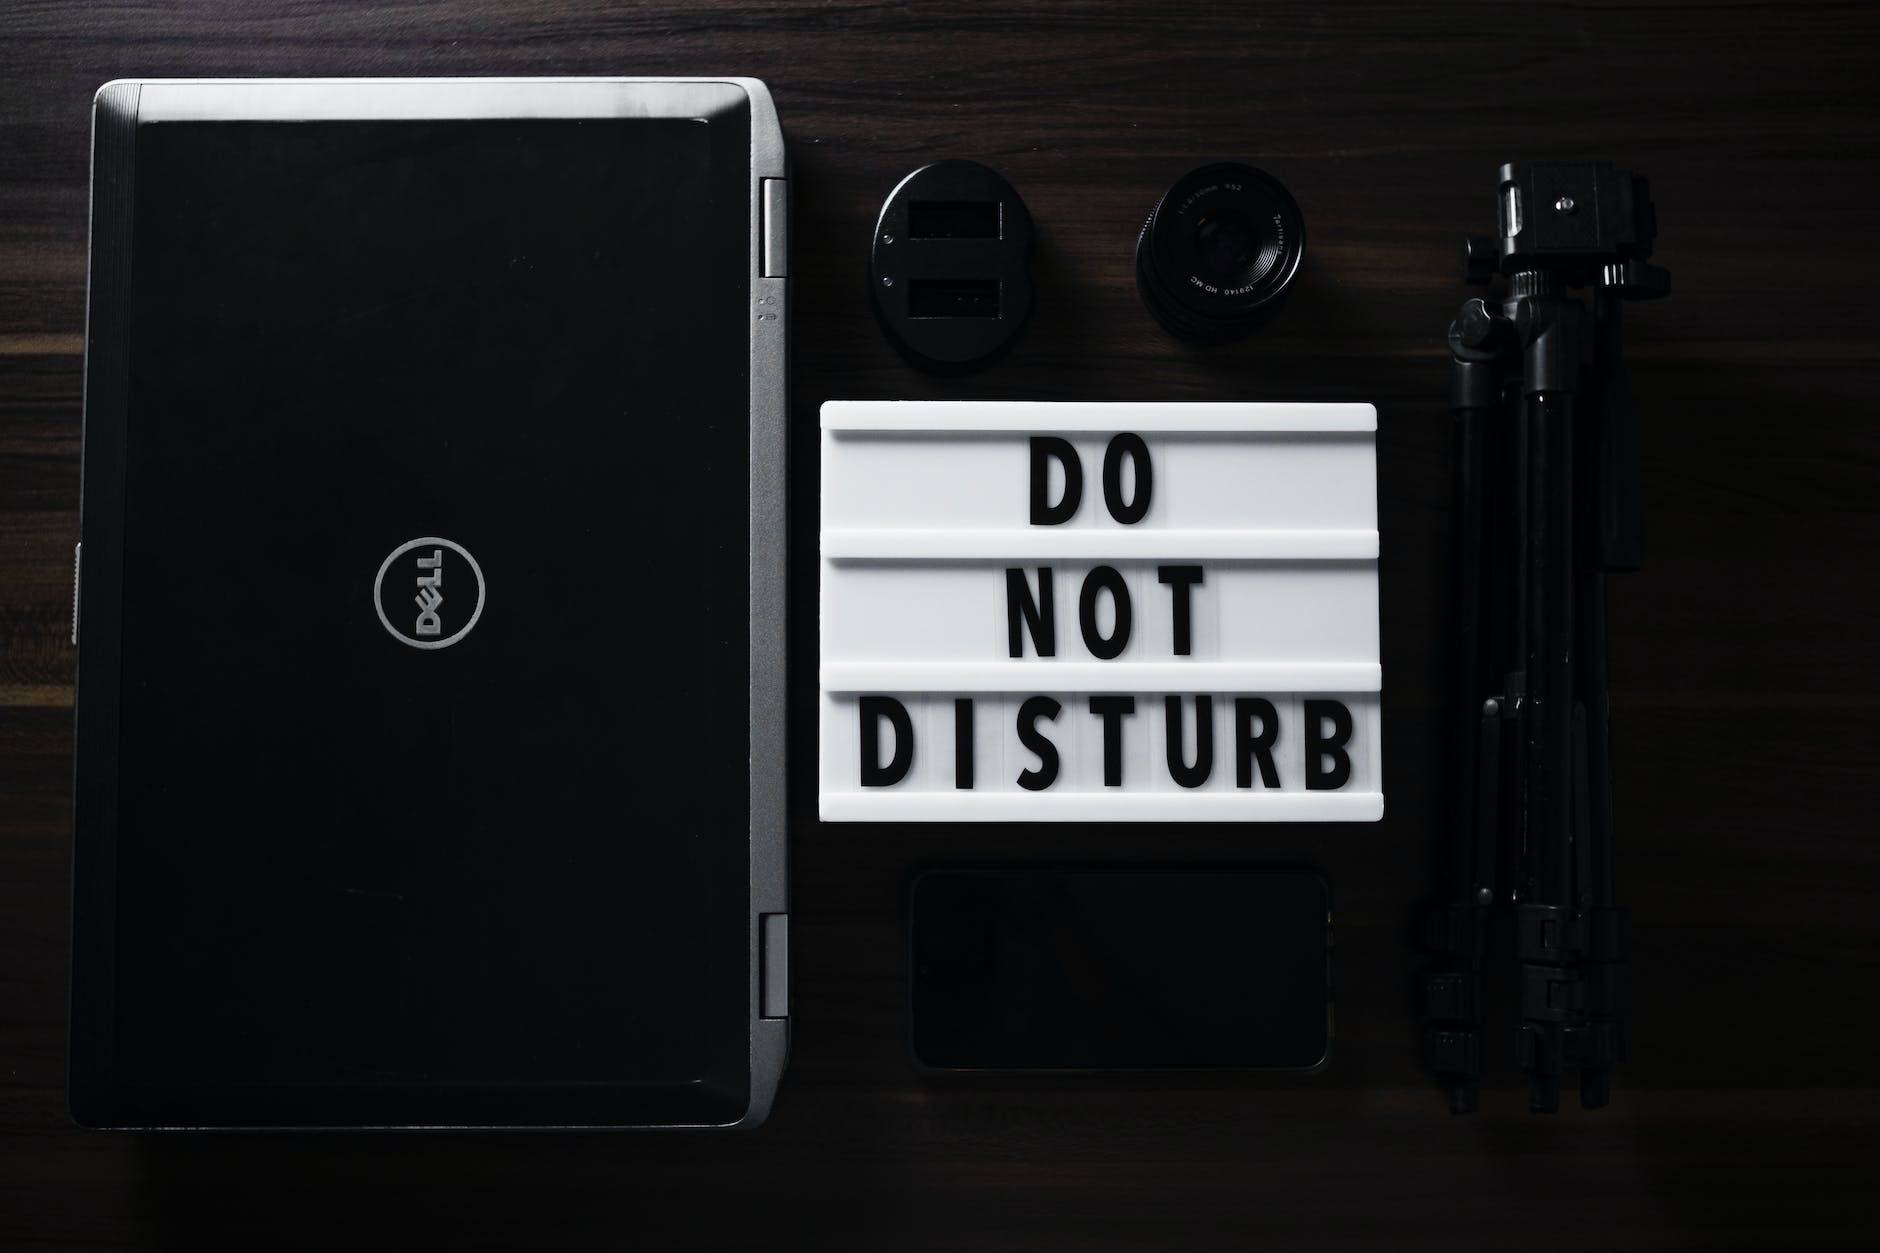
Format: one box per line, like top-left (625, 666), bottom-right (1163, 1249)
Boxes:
top-left (819, 401), bottom-right (1382, 822)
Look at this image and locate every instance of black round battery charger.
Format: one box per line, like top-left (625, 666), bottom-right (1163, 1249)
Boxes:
top-left (870, 159), bottom-right (1036, 371)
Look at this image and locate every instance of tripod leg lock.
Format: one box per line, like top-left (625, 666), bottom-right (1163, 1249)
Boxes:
top-left (1515, 904), bottom-right (1628, 962)
top-left (1423, 1026), bottom-right (1480, 1075)
top-left (1514, 1021), bottom-right (1623, 1091)
top-left (1563, 1021), bottom-right (1626, 1069)
top-left (1520, 962), bottom-right (1586, 1021)
top-left (1421, 903), bottom-right (1488, 956)
top-left (1420, 970), bottom-right (1481, 1022)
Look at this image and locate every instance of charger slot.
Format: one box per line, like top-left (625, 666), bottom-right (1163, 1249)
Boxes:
top-left (907, 200), bottom-right (1001, 240)
top-left (908, 278), bottom-right (1002, 319)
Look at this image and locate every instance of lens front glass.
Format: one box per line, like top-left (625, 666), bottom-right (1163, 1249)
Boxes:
top-left (1192, 205), bottom-right (1282, 289)
top-left (1137, 163), bottom-right (1304, 341)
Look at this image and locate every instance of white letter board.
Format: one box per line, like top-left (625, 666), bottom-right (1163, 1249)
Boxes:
top-left (819, 401), bottom-right (1382, 823)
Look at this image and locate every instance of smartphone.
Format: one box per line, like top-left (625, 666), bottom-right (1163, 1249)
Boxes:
top-left (910, 869), bottom-right (1330, 1071)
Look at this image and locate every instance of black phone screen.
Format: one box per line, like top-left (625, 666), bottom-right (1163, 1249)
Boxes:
top-left (911, 870), bottom-right (1330, 1070)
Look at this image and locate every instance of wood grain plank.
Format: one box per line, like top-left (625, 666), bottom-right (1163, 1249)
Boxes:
top-left (0, 1), bottom-right (1876, 1248)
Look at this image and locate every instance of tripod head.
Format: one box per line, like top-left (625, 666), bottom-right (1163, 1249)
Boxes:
top-left (1463, 161), bottom-right (1669, 299)
top-left (1456, 161), bottom-right (1669, 573)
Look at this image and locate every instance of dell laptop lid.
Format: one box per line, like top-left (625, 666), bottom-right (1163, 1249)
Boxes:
top-left (70, 78), bottom-right (787, 1129)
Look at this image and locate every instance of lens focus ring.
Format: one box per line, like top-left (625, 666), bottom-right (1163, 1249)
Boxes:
top-left (1136, 163), bottom-right (1306, 344)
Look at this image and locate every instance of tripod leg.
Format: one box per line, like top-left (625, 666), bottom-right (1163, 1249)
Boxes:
top-left (1576, 565), bottom-right (1627, 1108)
top-left (1427, 399), bottom-right (1495, 1115)
top-left (1517, 388), bottom-right (1578, 1115)
top-left (1422, 319), bottom-right (1509, 1114)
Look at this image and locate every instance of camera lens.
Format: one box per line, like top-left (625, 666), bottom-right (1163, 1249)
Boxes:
top-left (1136, 163), bottom-right (1305, 344)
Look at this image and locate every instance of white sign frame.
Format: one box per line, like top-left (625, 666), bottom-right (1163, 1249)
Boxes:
top-left (819, 401), bottom-right (1383, 823)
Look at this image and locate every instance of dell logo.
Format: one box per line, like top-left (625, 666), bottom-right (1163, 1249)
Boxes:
top-left (413, 548), bottom-right (444, 635)
top-left (373, 537), bottom-right (485, 650)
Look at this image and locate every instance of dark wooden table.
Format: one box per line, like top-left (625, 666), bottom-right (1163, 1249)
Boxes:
top-left (4, 2), bottom-right (1877, 1248)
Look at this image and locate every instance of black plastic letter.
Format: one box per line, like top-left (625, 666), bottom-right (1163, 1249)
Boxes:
top-left (1304, 699), bottom-right (1354, 790)
top-left (1006, 567), bottom-right (1056, 658)
top-left (1078, 565), bottom-right (1132, 660)
top-left (1030, 436), bottom-right (1082, 525)
top-left (860, 696), bottom-right (913, 787)
top-left (1102, 432), bottom-right (1153, 524)
top-left (954, 698), bottom-right (974, 790)
top-left (1157, 565), bottom-right (1204, 656)
top-left (1088, 695), bottom-right (1137, 788)
top-left (1016, 695), bottom-right (1062, 791)
top-left (1234, 697), bottom-right (1281, 789)
top-left (1164, 695), bottom-right (1213, 788)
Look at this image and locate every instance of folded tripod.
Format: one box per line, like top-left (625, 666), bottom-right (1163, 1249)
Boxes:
top-left (1422, 162), bottom-right (1668, 1113)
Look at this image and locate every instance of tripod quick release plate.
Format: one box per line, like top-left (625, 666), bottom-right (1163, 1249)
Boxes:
top-left (1464, 161), bottom-right (1668, 299)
